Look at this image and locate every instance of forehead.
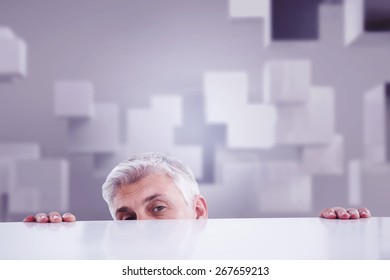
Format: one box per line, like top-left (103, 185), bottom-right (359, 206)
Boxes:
top-left (113, 173), bottom-right (184, 205)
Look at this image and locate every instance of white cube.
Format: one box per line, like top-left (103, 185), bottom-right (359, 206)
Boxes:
top-left (275, 87), bottom-right (335, 145)
top-left (204, 72), bottom-right (248, 123)
top-left (0, 27), bottom-right (27, 79)
top-left (257, 161), bottom-right (312, 213)
top-left (54, 81), bottom-right (94, 118)
top-left (68, 103), bottom-right (119, 153)
top-left (12, 159), bottom-right (69, 212)
top-left (348, 160), bottom-right (362, 206)
top-left (0, 143), bottom-right (40, 159)
top-left (0, 161), bottom-right (11, 193)
top-left (226, 104), bottom-right (277, 149)
top-left (363, 84), bottom-right (388, 163)
top-left (126, 96), bottom-right (203, 178)
top-left (229, 0), bottom-right (270, 18)
top-left (302, 135), bottom-right (344, 174)
top-left (344, 0), bottom-right (364, 45)
top-left (8, 189), bottom-right (41, 214)
top-left (263, 60), bottom-right (311, 104)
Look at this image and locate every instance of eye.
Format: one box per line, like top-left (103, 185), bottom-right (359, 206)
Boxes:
top-left (152, 206), bottom-right (166, 213)
top-left (124, 214), bottom-right (136, 220)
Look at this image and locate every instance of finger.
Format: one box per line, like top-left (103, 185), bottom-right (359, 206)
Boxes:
top-left (320, 208), bottom-right (337, 219)
top-left (358, 208), bottom-right (371, 218)
top-left (62, 213), bottom-right (76, 222)
top-left (49, 212), bottom-right (62, 223)
top-left (35, 213), bottom-right (49, 223)
top-left (22, 215), bottom-right (36, 222)
top-left (334, 208), bottom-right (350, 219)
top-left (346, 208), bottom-right (360, 219)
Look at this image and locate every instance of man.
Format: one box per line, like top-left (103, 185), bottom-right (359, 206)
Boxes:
top-left (22, 152), bottom-right (371, 223)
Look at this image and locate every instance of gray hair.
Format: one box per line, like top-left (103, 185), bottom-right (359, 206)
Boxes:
top-left (102, 152), bottom-right (200, 217)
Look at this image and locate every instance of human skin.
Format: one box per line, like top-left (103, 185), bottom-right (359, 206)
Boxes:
top-left (23, 173), bottom-right (370, 222)
top-left (23, 173), bottom-right (207, 223)
top-left (320, 206), bottom-right (371, 219)
top-left (111, 173), bottom-right (207, 220)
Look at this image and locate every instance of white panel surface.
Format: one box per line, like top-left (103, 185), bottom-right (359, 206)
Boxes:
top-left (54, 81), bottom-right (94, 118)
top-left (2, 218), bottom-right (388, 260)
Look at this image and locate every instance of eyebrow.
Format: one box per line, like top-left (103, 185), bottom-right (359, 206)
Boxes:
top-left (115, 193), bottom-right (165, 215)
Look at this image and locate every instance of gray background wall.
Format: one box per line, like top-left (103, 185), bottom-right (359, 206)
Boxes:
top-left (0, 0), bottom-right (389, 221)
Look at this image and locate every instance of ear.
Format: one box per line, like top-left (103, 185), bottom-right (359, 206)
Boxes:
top-left (193, 195), bottom-right (208, 219)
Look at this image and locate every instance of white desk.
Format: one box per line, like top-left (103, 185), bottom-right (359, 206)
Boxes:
top-left (0, 217), bottom-right (389, 259)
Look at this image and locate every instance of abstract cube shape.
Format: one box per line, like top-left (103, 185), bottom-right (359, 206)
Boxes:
top-left (302, 135), bottom-right (344, 175)
top-left (229, 0), bottom-right (271, 45)
top-left (344, 0), bottom-right (390, 46)
top-left (0, 27), bottom-right (27, 79)
top-left (68, 103), bottom-right (119, 153)
top-left (204, 72), bottom-right (248, 123)
top-left (12, 159), bottom-right (69, 212)
top-left (54, 81), bottom-right (94, 118)
top-left (0, 161), bottom-right (10, 193)
top-left (363, 84), bottom-right (390, 163)
top-left (169, 146), bottom-right (203, 180)
top-left (229, 0), bottom-right (270, 18)
top-left (348, 161), bottom-right (390, 208)
top-left (8, 189), bottom-right (40, 214)
top-left (0, 143), bottom-right (40, 196)
top-left (257, 161), bottom-right (312, 212)
top-left (199, 160), bottom-right (260, 218)
top-left (150, 96), bottom-right (182, 125)
top-left (93, 146), bottom-right (130, 178)
top-left (344, 0), bottom-right (364, 45)
top-left (263, 60), bottom-right (311, 104)
top-left (275, 87), bottom-right (335, 145)
top-left (348, 160), bottom-right (362, 206)
top-left (127, 107), bottom-right (177, 150)
top-left (226, 104), bottom-right (277, 148)
top-left (126, 96), bottom-right (203, 179)
top-left (0, 143), bottom-right (40, 159)
top-left (204, 72), bottom-right (277, 148)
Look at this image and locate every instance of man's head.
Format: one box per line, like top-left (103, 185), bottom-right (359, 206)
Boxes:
top-left (102, 152), bottom-right (208, 220)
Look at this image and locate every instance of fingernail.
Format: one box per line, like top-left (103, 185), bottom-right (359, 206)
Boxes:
top-left (40, 216), bottom-right (46, 219)
top-left (63, 214), bottom-right (69, 218)
top-left (53, 215), bottom-right (59, 219)
top-left (361, 211), bottom-right (366, 215)
top-left (329, 212), bottom-right (335, 216)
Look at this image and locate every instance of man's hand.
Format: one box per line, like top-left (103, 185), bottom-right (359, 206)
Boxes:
top-left (320, 207), bottom-right (371, 219)
top-left (22, 212), bottom-right (76, 223)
